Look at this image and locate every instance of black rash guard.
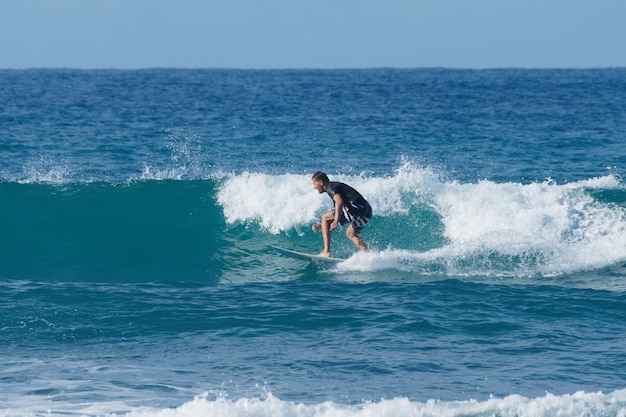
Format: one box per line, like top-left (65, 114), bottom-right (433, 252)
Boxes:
top-left (325, 182), bottom-right (372, 219)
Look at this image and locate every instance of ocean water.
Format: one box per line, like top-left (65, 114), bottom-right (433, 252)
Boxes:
top-left (1, 68), bottom-right (626, 416)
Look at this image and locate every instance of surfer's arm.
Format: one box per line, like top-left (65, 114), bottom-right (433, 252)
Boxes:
top-left (330, 194), bottom-right (343, 231)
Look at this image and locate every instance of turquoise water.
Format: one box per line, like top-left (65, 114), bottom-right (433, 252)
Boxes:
top-left (1, 69), bottom-right (626, 416)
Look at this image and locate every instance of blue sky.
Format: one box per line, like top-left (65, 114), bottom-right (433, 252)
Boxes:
top-left (2, 0), bottom-right (625, 69)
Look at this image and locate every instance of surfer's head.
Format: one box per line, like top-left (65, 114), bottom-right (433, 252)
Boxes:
top-left (312, 171), bottom-right (329, 193)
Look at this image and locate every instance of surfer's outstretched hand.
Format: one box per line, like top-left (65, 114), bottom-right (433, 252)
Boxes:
top-left (312, 223), bottom-right (322, 232)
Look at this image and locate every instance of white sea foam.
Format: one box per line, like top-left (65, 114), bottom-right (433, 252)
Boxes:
top-left (217, 172), bottom-right (329, 234)
top-left (429, 177), bottom-right (626, 275)
top-left (8, 389), bottom-right (619, 417)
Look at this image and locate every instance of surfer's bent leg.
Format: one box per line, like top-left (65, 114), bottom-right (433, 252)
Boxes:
top-left (318, 211), bottom-right (334, 257)
top-left (346, 225), bottom-right (367, 252)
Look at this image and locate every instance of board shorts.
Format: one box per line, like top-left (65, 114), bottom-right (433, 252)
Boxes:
top-left (334, 204), bottom-right (372, 234)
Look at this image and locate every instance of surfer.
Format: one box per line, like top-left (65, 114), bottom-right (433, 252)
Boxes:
top-left (311, 171), bottom-right (372, 257)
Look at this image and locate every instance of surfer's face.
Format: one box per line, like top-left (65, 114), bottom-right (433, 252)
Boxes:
top-left (312, 179), bottom-right (326, 194)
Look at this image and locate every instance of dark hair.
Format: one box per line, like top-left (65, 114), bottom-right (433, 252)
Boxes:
top-left (312, 171), bottom-right (329, 183)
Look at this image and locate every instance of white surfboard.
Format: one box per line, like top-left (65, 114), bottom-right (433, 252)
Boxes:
top-left (271, 245), bottom-right (345, 265)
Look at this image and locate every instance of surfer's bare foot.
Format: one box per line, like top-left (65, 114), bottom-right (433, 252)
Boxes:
top-left (318, 250), bottom-right (331, 257)
top-left (312, 223), bottom-right (322, 232)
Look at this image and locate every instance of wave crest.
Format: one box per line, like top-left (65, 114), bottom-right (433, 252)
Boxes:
top-left (217, 164), bottom-right (626, 278)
